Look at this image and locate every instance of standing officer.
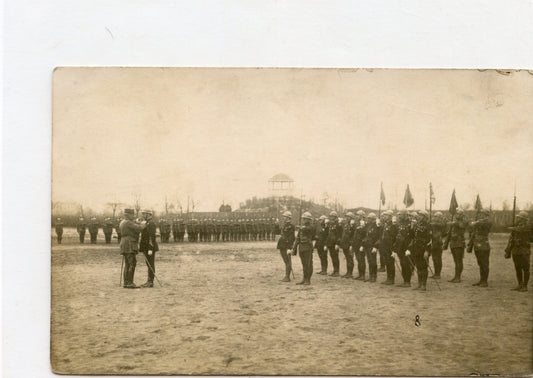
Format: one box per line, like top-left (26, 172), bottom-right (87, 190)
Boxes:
top-left (292, 212), bottom-right (315, 285)
top-left (77, 216), bottom-right (87, 244)
top-left (172, 218), bottom-right (178, 242)
top-left (443, 208), bottom-right (467, 283)
top-left (178, 218), bottom-right (186, 242)
top-left (120, 209), bottom-right (146, 288)
top-left (277, 211), bottom-right (296, 282)
top-left (353, 210), bottom-right (367, 280)
top-left (362, 213), bottom-right (381, 282)
top-left (380, 210), bottom-right (398, 285)
top-left (340, 212), bottom-right (356, 278)
top-left (88, 217), bottom-right (99, 244)
top-left (392, 210), bottom-right (413, 287)
top-left (315, 215), bottom-right (328, 275)
top-left (468, 209), bottom-right (492, 287)
top-left (55, 217), bottom-right (64, 244)
top-left (139, 210), bottom-right (159, 288)
top-left (505, 211), bottom-right (531, 292)
top-left (429, 211), bottom-right (446, 279)
top-left (410, 210), bottom-right (431, 291)
top-left (325, 211), bottom-right (342, 277)
top-left (103, 217), bottom-right (114, 244)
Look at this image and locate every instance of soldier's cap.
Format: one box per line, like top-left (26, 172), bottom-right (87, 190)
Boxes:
top-left (398, 209), bottom-right (408, 215)
top-left (517, 211), bottom-right (529, 220)
top-left (319, 215), bottom-right (327, 220)
top-left (434, 211), bottom-right (443, 217)
top-left (367, 213), bottom-right (377, 219)
top-left (302, 211), bottom-right (313, 220)
top-left (142, 210), bottom-right (153, 215)
top-left (383, 210), bottom-right (393, 216)
top-left (345, 211), bottom-right (355, 218)
top-left (124, 209), bottom-right (135, 215)
top-left (329, 211), bottom-right (338, 217)
top-left (418, 210), bottom-right (429, 217)
top-left (282, 211), bottom-right (292, 218)
top-left (356, 210), bottom-right (366, 216)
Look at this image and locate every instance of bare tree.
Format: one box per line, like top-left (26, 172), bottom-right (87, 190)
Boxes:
top-left (106, 200), bottom-right (125, 221)
top-left (132, 193), bottom-right (142, 217)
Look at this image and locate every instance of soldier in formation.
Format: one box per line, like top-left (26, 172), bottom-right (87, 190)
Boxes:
top-left (468, 209), bottom-right (492, 287)
top-left (379, 210), bottom-right (398, 285)
top-left (429, 211), bottom-right (446, 279)
top-left (55, 217), bottom-right (64, 244)
top-left (77, 216), bottom-right (86, 244)
top-left (315, 215), bottom-right (328, 275)
top-left (410, 210), bottom-right (431, 291)
top-left (340, 212), bottom-right (356, 278)
top-left (444, 209), bottom-right (467, 283)
top-left (103, 217), bottom-right (114, 244)
top-left (115, 217), bottom-right (122, 243)
top-left (353, 210), bottom-right (367, 280)
top-left (362, 213), bottom-right (381, 282)
top-left (88, 217), bottom-right (99, 244)
top-left (277, 211), bottom-right (295, 282)
top-left (325, 211), bottom-right (342, 276)
top-left (392, 210), bottom-right (413, 287)
top-left (505, 211), bottom-right (530, 292)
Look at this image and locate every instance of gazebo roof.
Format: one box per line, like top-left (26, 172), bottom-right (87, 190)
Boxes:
top-left (268, 173), bottom-right (293, 182)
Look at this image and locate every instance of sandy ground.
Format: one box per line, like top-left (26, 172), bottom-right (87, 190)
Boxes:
top-left (51, 229), bottom-right (532, 376)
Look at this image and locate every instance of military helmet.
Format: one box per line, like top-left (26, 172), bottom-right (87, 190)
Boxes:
top-left (517, 211), bottom-right (529, 220)
top-left (383, 210), bottom-right (393, 216)
top-left (367, 212), bottom-right (377, 219)
top-left (418, 210), bottom-right (429, 218)
top-left (329, 211), bottom-right (338, 217)
top-left (282, 211), bottom-right (292, 218)
top-left (356, 210), bottom-right (365, 216)
top-left (345, 211), bottom-right (355, 218)
top-left (142, 209), bottom-right (153, 216)
top-left (456, 208), bottom-right (464, 215)
top-left (319, 215), bottom-right (327, 220)
top-left (434, 211), bottom-right (443, 217)
top-left (302, 211), bottom-right (313, 220)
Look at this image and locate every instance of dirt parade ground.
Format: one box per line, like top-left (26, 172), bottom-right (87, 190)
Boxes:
top-left (51, 230), bottom-right (532, 376)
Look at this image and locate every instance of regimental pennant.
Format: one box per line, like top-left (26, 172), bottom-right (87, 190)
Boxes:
top-left (403, 185), bottom-right (414, 208)
top-left (449, 189), bottom-right (458, 216)
top-left (475, 194), bottom-right (483, 212)
top-left (380, 182), bottom-right (386, 206)
top-left (429, 182), bottom-right (435, 205)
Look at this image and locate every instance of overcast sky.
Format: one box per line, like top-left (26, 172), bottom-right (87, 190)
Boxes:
top-left (52, 68), bottom-right (533, 213)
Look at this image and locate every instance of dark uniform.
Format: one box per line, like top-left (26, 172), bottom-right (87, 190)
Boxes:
top-left (55, 218), bottom-right (64, 244)
top-left (392, 212), bottom-right (413, 287)
top-left (88, 218), bottom-right (99, 244)
top-left (139, 212), bottom-right (159, 287)
top-left (468, 211), bottom-right (492, 287)
top-left (353, 214), bottom-right (367, 280)
top-left (277, 213), bottom-right (296, 282)
top-left (77, 217), bottom-right (87, 243)
top-left (120, 209), bottom-right (146, 288)
top-left (177, 219), bottom-right (186, 242)
top-left (444, 212), bottom-right (467, 282)
top-left (315, 217), bottom-right (328, 275)
top-left (505, 211), bottom-right (531, 291)
top-left (410, 213), bottom-right (431, 291)
top-left (172, 219), bottom-right (178, 242)
top-left (429, 214), bottom-right (446, 278)
top-left (115, 218), bottom-right (122, 243)
top-left (292, 213), bottom-right (315, 285)
top-left (103, 218), bottom-right (114, 244)
top-left (362, 215), bottom-right (381, 282)
top-left (380, 213), bottom-right (398, 284)
top-left (325, 213), bottom-right (342, 276)
top-left (340, 214), bottom-right (356, 278)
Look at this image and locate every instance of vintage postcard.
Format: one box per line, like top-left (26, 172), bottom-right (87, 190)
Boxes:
top-left (51, 68), bottom-right (533, 375)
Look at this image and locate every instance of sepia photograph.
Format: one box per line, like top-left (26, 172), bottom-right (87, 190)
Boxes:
top-left (50, 67), bottom-right (533, 376)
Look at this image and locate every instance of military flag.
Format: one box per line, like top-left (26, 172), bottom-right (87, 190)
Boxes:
top-left (474, 194), bottom-right (483, 212)
top-left (380, 182), bottom-right (386, 206)
top-left (429, 182), bottom-right (436, 205)
top-left (449, 189), bottom-right (458, 216)
top-left (403, 185), bottom-right (414, 208)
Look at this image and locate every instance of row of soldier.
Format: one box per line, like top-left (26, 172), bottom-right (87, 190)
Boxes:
top-left (54, 216), bottom-right (279, 244)
top-left (278, 208), bottom-right (530, 292)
